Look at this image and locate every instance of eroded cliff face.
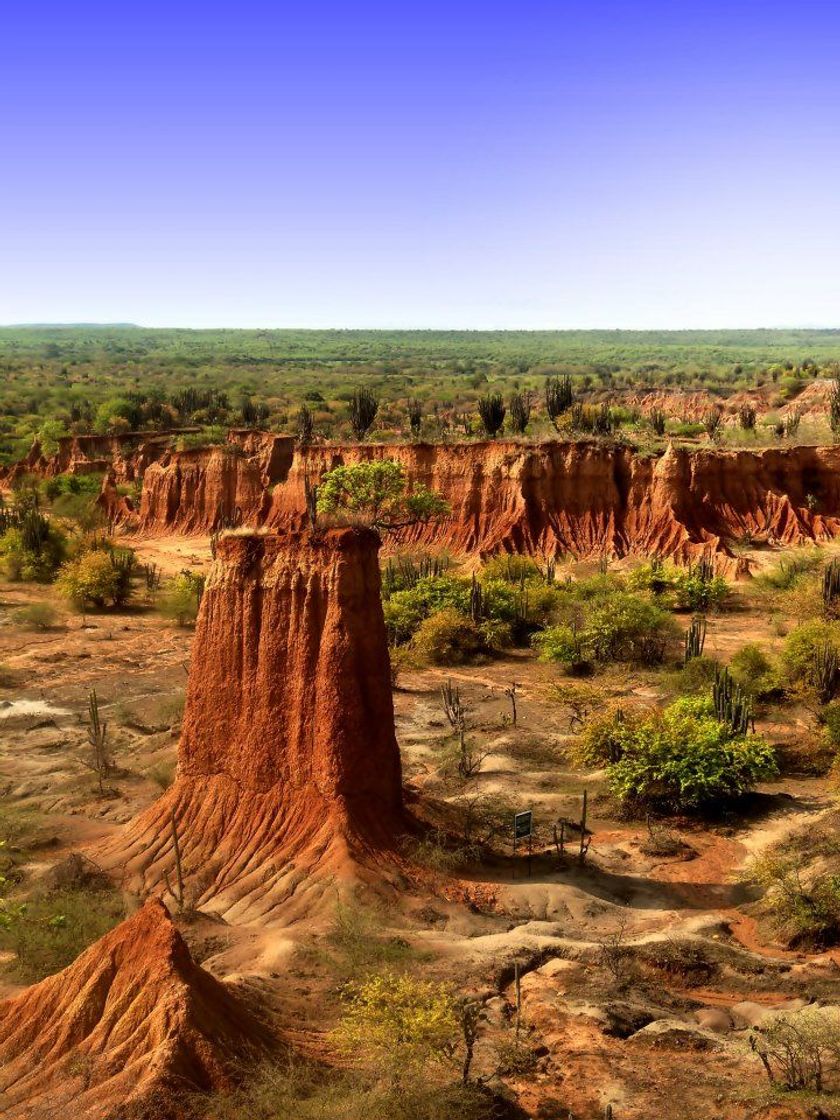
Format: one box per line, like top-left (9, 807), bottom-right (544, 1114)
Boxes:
top-left (102, 528), bottom-right (404, 923)
top-left (29, 430), bottom-right (840, 570)
top-left (0, 898), bottom-right (271, 1119)
top-left (265, 441), bottom-right (840, 570)
top-left (136, 445), bottom-right (270, 532)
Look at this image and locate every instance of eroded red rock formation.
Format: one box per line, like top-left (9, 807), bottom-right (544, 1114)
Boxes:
top-left (0, 898), bottom-right (271, 1119)
top-left (267, 441), bottom-right (840, 572)
top-left (10, 427), bottom-right (840, 570)
top-left (102, 527), bottom-right (404, 923)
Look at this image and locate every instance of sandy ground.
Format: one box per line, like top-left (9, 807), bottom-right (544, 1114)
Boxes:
top-left (1, 535), bottom-right (839, 1118)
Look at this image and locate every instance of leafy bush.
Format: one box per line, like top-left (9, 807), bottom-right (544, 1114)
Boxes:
top-left (0, 517), bottom-right (67, 582)
top-left (730, 643), bottom-right (777, 698)
top-left (56, 548), bottom-right (132, 609)
top-left (12, 602), bottom-right (59, 630)
top-left (673, 654), bottom-right (720, 694)
top-left (535, 591), bottom-right (677, 669)
top-left (383, 575), bottom-right (471, 644)
top-left (782, 619), bottom-right (840, 698)
top-left (158, 569), bottom-right (205, 625)
top-left (334, 971), bottom-right (459, 1072)
top-left (750, 853), bottom-right (840, 948)
top-left (580, 697), bottom-right (777, 811)
top-left (411, 609), bottom-right (486, 666)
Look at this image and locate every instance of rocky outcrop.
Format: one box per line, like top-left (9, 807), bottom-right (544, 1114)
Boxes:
top-left (266, 440), bottom-right (840, 571)
top-left (0, 898), bottom-right (271, 1119)
top-left (12, 427), bottom-right (840, 570)
top-left (102, 528), bottom-right (404, 923)
top-left (135, 445), bottom-right (270, 533)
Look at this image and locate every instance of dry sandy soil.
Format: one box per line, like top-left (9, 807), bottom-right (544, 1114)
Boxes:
top-left (1, 534), bottom-right (839, 1119)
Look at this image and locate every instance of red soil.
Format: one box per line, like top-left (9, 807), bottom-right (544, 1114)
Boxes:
top-left (101, 527), bottom-right (405, 923)
top-left (0, 898), bottom-right (271, 1119)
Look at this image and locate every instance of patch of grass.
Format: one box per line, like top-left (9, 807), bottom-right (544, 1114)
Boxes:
top-left (11, 602), bottom-right (60, 630)
top-left (301, 900), bottom-right (424, 980)
top-left (146, 758), bottom-right (177, 790)
top-left (0, 884), bottom-right (127, 982)
top-left (0, 663), bottom-right (19, 688)
top-left (192, 1059), bottom-right (501, 1120)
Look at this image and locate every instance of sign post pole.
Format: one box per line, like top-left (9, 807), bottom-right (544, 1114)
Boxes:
top-left (513, 810), bottom-right (533, 880)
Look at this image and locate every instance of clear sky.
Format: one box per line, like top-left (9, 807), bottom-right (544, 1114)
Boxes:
top-left (2, 1), bottom-right (839, 329)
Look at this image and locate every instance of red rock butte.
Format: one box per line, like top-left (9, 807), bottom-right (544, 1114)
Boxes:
top-left (0, 898), bottom-right (271, 1119)
top-left (101, 527), bottom-right (405, 924)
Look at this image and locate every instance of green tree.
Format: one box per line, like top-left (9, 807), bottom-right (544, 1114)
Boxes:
top-left (316, 461), bottom-right (448, 532)
top-left (36, 419), bottom-right (68, 457)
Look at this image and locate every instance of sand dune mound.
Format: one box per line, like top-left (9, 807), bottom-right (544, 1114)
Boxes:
top-left (101, 527), bottom-right (405, 924)
top-left (0, 898), bottom-right (271, 1119)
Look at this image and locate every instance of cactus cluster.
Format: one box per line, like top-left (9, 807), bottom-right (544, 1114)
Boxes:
top-left (823, 558), bottom-right (840, 616)
top-left (713, 665), bottom-right (753, 736)
top-left (812, 641), bottom-right (839, 704)
top-left (684, 615), bottom-right (707, 664)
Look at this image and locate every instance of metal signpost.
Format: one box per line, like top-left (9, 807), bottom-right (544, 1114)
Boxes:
top-left (513, 809), bottom-right (533, 877)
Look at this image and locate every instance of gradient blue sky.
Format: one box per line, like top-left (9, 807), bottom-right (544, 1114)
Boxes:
top-left (2, 1), bottom-right (839, 329)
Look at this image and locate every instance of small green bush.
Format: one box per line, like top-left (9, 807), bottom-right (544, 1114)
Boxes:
top-left (730, 643), bottom-right (777, 698)
top-left (157, 569), bottom-right (205, 625)
top-left (56, 549), bottom-right (131, 609)
top-left (579, 696), bottom-right (777, 812)
top-left (12, 602), bottom-right (60, 630)
top-left (674, 654), bottom-right (720, 694)
top-left (782, 619), bottom-right (840, 697)
top-left (0, 521), bottom-right (67, 582)
top-left (751, 854), bottom-right (840, 948)
top-left (534, 591), bottom-right (677, 668)
top-left (411, 608), bottom-right (486, 665)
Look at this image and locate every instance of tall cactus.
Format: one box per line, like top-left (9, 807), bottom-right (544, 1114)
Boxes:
top-left (470, 573), bottom-right (484, 622)
top-left (823, 558), bottom-right (840, 616)
top-left (684, 616), bottom-right (707, 665)
top-left (713, 665), bottom-right (753, 736)
top-left (812, 642), bottom-right (839, 704)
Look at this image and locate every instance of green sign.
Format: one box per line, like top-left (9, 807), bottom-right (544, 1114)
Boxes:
top-left (514, 810), bottom-right (532, 840)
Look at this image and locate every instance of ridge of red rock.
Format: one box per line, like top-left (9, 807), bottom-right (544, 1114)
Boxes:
top-left (0, 898), bottom-right (271, 1119)
top-left (101, 527), bottom-right (405, 923)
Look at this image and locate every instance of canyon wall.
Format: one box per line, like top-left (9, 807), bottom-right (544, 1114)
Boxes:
top-left (0, 898), bottom-right (270, 1119)
top-left (9, 426), bottom-right (840, 569)
top-left (102, 527), bottom-right (405, 923)
top-left (128, 438), bottom-right (840, 571)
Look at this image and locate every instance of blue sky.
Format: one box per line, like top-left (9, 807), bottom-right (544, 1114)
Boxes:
top-left (2, 1), bottom-right (839, 328)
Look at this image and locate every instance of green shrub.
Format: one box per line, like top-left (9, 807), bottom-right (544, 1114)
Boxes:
top-left (56, 549), bottom-right (128, 609)
top-left (730, 643), bottom-right (777, 698)
top-left (411, 608), bottom-right (486, 665)
top-left (674, 654), bottom-right (720, 694)
top-left (11, 602), bottom-right (59, 630)
top-left (819, 701), bottom-right (840, 748)
top-left (580, 696), bottom-right (777, 811)
top-left (782, 619), bottom-right (840, 697)
top-left (158, 570), bottom-right (205, 625)
top-left (750, 854), bottom-right (840, 948)
top-left (534, 591), bottom-right (677, 668)
top-left (672, 565), bottom-right (729, 612)
top-left (0, 518), bottom-right (67, 582)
